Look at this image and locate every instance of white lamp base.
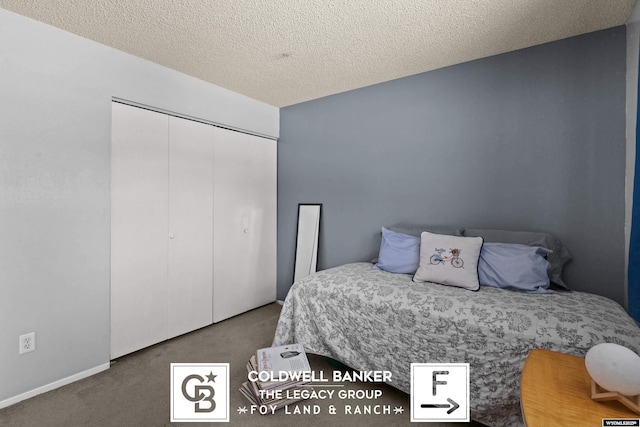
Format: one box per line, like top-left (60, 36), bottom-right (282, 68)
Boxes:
top-left (591, 379), bottom-right (640, 415)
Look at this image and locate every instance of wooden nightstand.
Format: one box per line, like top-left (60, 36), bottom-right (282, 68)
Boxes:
top-left (521, 349), bottom-right (639, 426)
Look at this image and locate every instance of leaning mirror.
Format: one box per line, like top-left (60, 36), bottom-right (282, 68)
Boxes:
top-left (293, 204), bottom-right (322, 283)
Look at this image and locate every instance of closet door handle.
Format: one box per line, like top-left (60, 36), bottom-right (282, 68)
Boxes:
top-left (169, 234), bottom-right (175, 239)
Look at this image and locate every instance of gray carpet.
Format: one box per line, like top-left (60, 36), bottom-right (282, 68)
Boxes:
top-left (0, 303), bottom-right (482, 426)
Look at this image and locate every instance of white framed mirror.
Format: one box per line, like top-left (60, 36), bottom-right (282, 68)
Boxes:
top-left (293, 204), bottom-right (322, 283)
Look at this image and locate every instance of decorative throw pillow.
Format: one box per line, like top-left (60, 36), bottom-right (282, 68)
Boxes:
top-left (374, 227), bottom-right (421, 274)
top-left (413, 232), bottom-right (483, 291)
top-left (478, 243), bottom-right (552, 293)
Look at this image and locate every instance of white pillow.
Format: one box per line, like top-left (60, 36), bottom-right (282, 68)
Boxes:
top-left (413, 231), bottom-right (484, 291)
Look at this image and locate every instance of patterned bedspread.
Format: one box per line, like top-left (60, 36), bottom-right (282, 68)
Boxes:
top-left (273, 262), bottom-right (640, 427)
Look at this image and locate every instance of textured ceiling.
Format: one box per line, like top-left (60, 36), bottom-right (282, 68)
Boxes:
top-left (1, 0), bottom-right (636, 107)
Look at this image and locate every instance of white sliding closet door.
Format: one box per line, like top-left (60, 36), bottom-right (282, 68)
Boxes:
top-left (213, 128), bottom-right (277, 322)
top-left (112, 102), bottom-right (276, 356)
top-left (167, 117), bottom-right (214, 338)
top-left (111, 102), bottom-right (169, 359)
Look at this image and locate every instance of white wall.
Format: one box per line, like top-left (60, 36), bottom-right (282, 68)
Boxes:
top-left (0, 8), bottom-right (278, 406)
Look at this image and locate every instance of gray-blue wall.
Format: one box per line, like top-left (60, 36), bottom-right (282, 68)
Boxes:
top-left (278, 26), bottom-right (627, 305)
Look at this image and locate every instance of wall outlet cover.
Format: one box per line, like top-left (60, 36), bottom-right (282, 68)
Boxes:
top-left (19, 332), bottom-right (36, 354)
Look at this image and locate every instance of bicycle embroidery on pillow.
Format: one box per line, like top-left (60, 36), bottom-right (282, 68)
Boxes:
top-left (429, 248), bottom-right (464, 268)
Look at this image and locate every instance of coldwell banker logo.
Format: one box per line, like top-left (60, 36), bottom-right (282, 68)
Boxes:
top-left (171, 363), bottom-right (229, 422)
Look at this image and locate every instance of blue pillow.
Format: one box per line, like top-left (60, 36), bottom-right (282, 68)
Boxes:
top-left (374, 227), bottom-right (420, 274)
top-left (478, 243), bottom-right (552, 293)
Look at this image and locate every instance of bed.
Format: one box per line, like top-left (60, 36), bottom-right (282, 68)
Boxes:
top-left (273, 228), bottom-right (640, 426)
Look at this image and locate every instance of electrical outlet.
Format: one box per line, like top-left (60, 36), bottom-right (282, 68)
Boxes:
top-left (19, 332), bottom-right (36, 354)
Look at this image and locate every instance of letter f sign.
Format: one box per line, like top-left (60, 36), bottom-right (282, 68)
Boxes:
top-left (432, 371), bottom-right (449, 396)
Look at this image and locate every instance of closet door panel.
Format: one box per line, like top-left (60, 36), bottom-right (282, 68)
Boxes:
top-left (111, 102), bottom-right (169, 359)
top-left (167, 117), bottom-right (214, 338)
top-left (213, 129), bottom-right (276, 322)
top-left (242, 135), bottom-right (277, 308)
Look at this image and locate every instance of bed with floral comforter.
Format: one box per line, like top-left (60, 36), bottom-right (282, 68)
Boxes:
top-left (273, 262), bottom-right (640, 427)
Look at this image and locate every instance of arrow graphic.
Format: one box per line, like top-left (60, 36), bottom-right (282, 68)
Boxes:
top-left (421, 398), bottom-right (460, 414)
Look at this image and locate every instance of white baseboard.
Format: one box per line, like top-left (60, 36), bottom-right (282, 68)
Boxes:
top-left (0, 363), bottom-right (110, 410)
top-left (276, 300), bottom-right (285, 305)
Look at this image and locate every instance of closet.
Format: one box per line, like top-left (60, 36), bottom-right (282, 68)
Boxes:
top-left (110, 102), bottom-right (276, 359)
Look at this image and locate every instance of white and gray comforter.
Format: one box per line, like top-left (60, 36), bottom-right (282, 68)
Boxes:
top-left (273, 262), bottom-right (640, 427)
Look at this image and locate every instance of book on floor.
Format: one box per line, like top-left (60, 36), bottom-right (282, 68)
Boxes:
top-left (257, 343), bottom-right (311, 375)
top-left (239, 343), bottom-right (312, 412)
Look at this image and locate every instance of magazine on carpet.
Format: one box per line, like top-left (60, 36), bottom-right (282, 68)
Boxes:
top-left (257, 343), bottom-right (311, 374)
top-left (240, 343), bottom-right (313, 411)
